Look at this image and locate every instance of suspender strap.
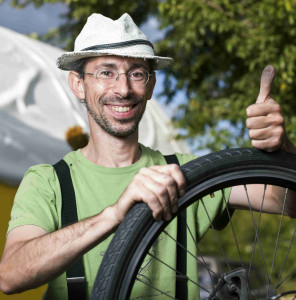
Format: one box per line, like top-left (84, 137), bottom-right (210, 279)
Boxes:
top-left (53, 160), bottom-right (86, 300)
top-left (164, 155), bottom-right (188, 300)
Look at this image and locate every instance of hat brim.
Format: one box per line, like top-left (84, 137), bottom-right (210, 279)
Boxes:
top-left (57, 50), bottom-right (174, 71)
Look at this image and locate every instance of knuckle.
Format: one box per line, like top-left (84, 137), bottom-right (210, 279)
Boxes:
top-left (139, 167), bottom-right (149, 174)
top-left (275, 115), bottom-right (284, 125)
top-left (246, 118), bottom-right (251, 128)
top-left (249, 129), bottom-right (256, 139)
top-left (246, 105), bottom-right (253, 116)
top-left (158, 185), bottom-right (168, 197)
top-left (273, 103), bottom-right (282, 113)
top-left (164, 176), bottom-right (174, 187)
top-left (276, 126), bottom-right (284, 136)
top-left (168, 164), bottom-right (180, 173)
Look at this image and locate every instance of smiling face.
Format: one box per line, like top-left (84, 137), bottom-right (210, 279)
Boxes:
top-left (71, 56), bottom-right (155, 138)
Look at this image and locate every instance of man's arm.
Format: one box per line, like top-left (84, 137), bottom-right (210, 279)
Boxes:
top-left (0, 164), bottom-right (186, 294)
top-left (0, 206), bottom-right (119, 294)
top-left (229, 184), bottom-right (296, 218)
top-left (229, 66), bottom-right (296, 216)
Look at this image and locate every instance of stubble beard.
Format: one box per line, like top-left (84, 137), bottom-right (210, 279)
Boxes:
top-left (85, 94), bottom-right (147, 138)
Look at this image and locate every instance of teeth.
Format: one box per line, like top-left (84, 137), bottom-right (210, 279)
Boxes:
top-left (110, 106), bottom-right (132, 112)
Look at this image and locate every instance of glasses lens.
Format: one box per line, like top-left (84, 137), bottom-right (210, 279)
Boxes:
top-left (96, 69), bottom-right (118, 87)
top-left (95, 69), bottom-right (150, 87)
top-left (129, 69), bottom-right (149, 86)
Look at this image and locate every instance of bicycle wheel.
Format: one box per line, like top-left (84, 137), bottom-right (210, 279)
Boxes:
top-left (90, 148), bottom-right (296, 300)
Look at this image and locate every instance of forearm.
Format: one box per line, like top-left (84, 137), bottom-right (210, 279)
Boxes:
top-left (0, 206), bottom-right (119, 294)
top-left (268, 185), bottom-right (296, 218)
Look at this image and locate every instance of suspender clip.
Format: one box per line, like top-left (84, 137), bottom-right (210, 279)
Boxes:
top-left (67, 276), bottom-right (85, 284)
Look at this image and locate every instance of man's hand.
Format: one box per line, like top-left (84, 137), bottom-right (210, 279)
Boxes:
top-left (112, 164), bottom-right (186, 222)
top-left (246, 65), bottom-right (287, 152)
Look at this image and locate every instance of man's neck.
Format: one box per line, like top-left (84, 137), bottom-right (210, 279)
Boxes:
top-left (81, 127), bottom-right (141, 168)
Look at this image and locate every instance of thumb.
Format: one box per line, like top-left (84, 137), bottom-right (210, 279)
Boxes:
top-left (256, 65), bottom-right (276, 104)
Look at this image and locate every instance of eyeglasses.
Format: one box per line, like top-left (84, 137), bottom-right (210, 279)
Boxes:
top-left (83, 68), bottom-right (152, 88)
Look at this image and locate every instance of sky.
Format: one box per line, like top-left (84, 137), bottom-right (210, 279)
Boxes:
top-left (0, 1), bottom-right (68, 34)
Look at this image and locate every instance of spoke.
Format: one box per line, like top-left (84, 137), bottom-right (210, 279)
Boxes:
top-left (221, 189), bottom-right (244, 269)
top-left (186, 223), bottom-right (217, 288)
top-left (200, 197), bottom-right (231, 271)
top-left (244, 185), bottom-right (271, 296)
top-left (135, 277), bottom-right (176, 299)
top-left (248, 184), bottom-right (266, 276)
top-left (162, 229), bottom-right (217, 278)
top-left (221, 188), bottom-right (252, 297)
top-left (147, 252), bottom-right (210, 293)
top-left (268, 188), bottom-right (288, 292)
top-left (276, 267), bottom-right (296, 289)
top-left (275, 227), bottom-right (296, 290)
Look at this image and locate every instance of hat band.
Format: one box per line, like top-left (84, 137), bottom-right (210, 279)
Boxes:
top-left (81, 39), bottom-right (154, 52)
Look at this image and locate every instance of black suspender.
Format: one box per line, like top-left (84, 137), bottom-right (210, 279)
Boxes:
top-left (163, 155), bottom-right (188, 300)
top-left (53, 160), bottom-right (86, 300)
top-left (53, 154), bottom-right (187, 300)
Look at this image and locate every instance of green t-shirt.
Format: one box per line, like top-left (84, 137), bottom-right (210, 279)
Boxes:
top-left (8, 144), bottom-right (230, 299)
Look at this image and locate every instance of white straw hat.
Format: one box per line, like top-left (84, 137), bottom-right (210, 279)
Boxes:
top-left (57, 13), bottom-right (174, 70)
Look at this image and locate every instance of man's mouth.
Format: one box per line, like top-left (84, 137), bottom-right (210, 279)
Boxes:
top-left (109, 105), bottom-right (134, 113)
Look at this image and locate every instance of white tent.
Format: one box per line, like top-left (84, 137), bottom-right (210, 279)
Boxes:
top-left (0, 26), bottom-right (190, 186)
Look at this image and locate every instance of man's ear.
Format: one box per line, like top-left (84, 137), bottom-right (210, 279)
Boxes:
top-left (147, 72), bottom-right (156, 100)
top-left (68, 71), bottom-right (85, 100)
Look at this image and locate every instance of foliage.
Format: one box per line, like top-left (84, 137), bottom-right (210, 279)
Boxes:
top-left (156, 0), bottom-right (296, 152)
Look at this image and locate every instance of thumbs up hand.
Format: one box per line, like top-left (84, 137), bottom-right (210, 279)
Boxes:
top-left (246, 65), bottom-right (287, 152)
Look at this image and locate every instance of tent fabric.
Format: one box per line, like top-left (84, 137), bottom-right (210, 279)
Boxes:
top-left (0, 26), bottom-right (190, 186)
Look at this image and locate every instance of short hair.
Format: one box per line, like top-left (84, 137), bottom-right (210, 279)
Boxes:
top-left (68, 58), bottom-right (89, 79)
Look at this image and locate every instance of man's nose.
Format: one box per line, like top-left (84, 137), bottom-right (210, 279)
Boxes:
top-left (112, 73), bottom-right (131, 97)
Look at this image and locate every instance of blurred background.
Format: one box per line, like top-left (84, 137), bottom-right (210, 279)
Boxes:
top-left (1, 0), bottom-right (296, 299)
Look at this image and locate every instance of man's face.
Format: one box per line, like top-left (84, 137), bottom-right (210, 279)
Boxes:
top-left (80, 56), bottom-right (155, 138)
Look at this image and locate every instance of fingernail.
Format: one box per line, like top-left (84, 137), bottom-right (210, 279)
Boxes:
top-left (180, 189), bottom-right (185, 197)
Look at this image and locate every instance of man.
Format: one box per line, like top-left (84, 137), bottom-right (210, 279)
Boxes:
top-left (0, 13), bottom-right (295, 300)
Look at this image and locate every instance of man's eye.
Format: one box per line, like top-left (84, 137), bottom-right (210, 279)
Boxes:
top-left (99, 70), bottom-right (115, 78)
top-left (130, 71), bottom-right (145, 80)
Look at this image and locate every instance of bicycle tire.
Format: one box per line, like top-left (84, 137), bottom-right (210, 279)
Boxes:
top-left (90, 148), bottom-right (296, 300)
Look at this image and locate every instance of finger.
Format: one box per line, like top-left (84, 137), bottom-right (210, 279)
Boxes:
top-left (249, 127), bottom-right (272, 141)
top-left (150, 164), bottom-right (186, 196)
top-left (126, 176), bottom-right (168, 221)
top-left (246, 116), bottom-right (269, 130)
top-left (256, 65), bottom-right (276, 104)
top-left (138, 188), bottom-right (165, 221)
top-left (249, 125), bottom-right (284, 144)
top-left (140, 168), bottom-right (179, 213)
top-left (136, 172), bottom-right (174, 220)
top-left (246, 100), bottom-right (281, 117)
top-left (251, 136), bottom-right (283, 152)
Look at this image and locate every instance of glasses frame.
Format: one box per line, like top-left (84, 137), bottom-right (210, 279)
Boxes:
top-left (83, 68), bottom-right (152, 88)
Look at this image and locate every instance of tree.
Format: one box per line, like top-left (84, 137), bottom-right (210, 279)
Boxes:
top-left (156, 0), bottom-right (296, 152)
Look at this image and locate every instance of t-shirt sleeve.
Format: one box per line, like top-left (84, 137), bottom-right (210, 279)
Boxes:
top-left (195, 188), bottom-right (232, 239)
top-left (7, 165), bottom-right (60, 235)
top-left (175, 152), bottom-right (232, 238)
